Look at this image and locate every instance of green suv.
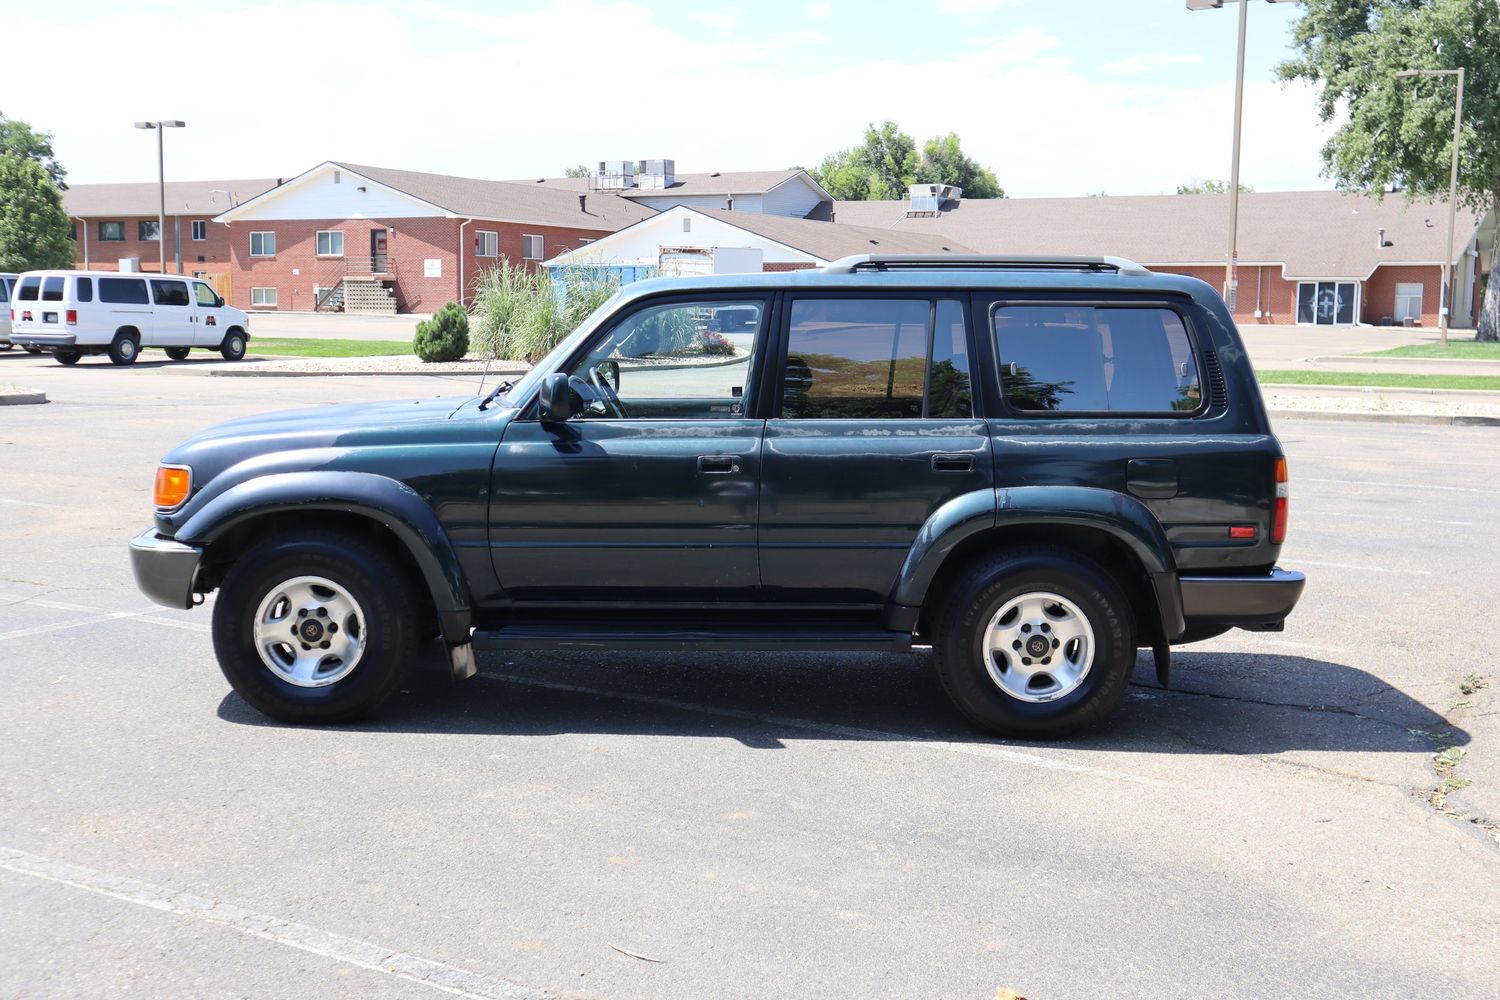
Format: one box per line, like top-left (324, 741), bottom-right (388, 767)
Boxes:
top-left (129, 255), bottom-right (1304, 739)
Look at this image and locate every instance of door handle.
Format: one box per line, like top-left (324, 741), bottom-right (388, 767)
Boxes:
top-left (931, 453), bottom-right (975, 473)
top-left (698, 455), bottom-right (741, 475)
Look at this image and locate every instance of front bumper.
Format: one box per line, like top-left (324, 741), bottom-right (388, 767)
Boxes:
top-left (129, 528), bottom-right (203, 610)
top-left (10, 333), bottom-right (77, 349)
top-left (1179, 567), bottom-right (1306, 629)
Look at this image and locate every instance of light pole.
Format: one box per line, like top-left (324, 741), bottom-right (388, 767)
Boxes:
top-left (1396, 68), bottom-right (1465, 346)
top-left (1186, 1), bottom-right (1295, 314)
top-left (133, 120), bottom-right (186, 275)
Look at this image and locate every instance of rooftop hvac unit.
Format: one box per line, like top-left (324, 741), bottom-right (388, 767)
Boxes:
top-left (597, 160), bottom-right (635, 189)
top-left (637, 158), bottom-right (676, 189)
top-left (907, 183), bottom-right (963, 216)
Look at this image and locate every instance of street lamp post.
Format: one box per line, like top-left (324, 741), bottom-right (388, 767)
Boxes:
top-left (1186, 1), bottom-right (1294, 315)
top-left (133, 120), bottom-right (186, 275)
top-left (1396, 68), bottom-right (1465, 347)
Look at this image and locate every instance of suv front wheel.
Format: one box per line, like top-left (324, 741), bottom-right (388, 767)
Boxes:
top-left (933, 548), bottom-right (1135, 739)
top-left (211, 531), bottom-right (420, 724)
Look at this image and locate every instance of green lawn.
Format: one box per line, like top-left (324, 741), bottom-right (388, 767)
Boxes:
top-left (1256, 369), bottom-right (1500, 391)
top-left (246, 338), bottom-right (414, 358)
top-left (1363, 339), bottom-right (1500, 360)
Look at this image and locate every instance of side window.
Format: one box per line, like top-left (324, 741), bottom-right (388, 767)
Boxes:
top-left (781, 298), bottom-right (971, 419)
top-left (564, 300), bottom-right (761, 420)
top-left (99, 278), bottom-right (150, 305)
top-left (194, 282), bottom-right (219, 307)
top-left (76, 277), bottom-right (93, 303)
top-left (0, 279), bottom-right (8, 304)
top-left (151, 279), bottom-right (191, 307)
top-left (994, 304), bottom-right (1201, 415)
top-left (41, 276), bottom-right (65, 301)
top-left (17, 277), bottom-right (39, 301)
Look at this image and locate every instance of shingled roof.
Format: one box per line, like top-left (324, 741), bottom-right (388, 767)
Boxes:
top-left (520, 169), bottom-right (823, 200)
top-left (63, 178), bottom-right (281, 217)
top-left (696, 209), bottom-right (973, 259)
top-left (831, 190), bottom-right (1486, 280)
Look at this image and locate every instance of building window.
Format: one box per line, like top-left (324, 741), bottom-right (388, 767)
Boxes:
top-left (1394, 282), bottom-right (1423, 323)
top-left (69, 221), bottom-right (77, 241)
top-left (251, 286), bottom-right (278, 307)
top-left (316, 230), bottom-right (344, 256)
top-left (522, 234), bottom-right (544, 260)
top-left (139, 220), bottom-right (160, 241)
top-left (249, 231), bottom-right (276, 257)
top-left (476, 231), bottom-right (498, 258)
top-left (578, 238), bottom-right (594, 246)
top-left (683, 218), bottom-right (691, 232)
top-left (1295, 281), bottom-right (1357, 326)
top-left (191, 220), bottom-right (207, 241)
top-left (99, 221), bottom-right (124, 242)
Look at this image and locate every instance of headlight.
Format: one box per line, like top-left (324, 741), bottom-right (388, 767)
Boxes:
top-left (153, 464), bottom-right (192, 511)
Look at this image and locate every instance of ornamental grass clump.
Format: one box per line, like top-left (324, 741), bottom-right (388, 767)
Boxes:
top-left (469, 261), bottom-right (626, 363)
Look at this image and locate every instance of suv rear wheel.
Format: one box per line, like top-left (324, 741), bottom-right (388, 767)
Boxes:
top-left (933, 548), bottom-right (1135, 739)
top-left (211, 531), bottom-right (420, 724)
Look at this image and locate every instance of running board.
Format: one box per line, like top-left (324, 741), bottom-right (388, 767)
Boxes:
top-left (471, 621), bottom-right (912, 653)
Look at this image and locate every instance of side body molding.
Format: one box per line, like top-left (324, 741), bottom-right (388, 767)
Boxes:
top-left (176, 471), bottom-right (471, 618)
top-left (887, 486), bottom-right (1183, 641)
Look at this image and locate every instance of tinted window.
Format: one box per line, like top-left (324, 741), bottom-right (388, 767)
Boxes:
top-left (0, 280), bottom-right (7, 304)
top-left (99, 277), bottom-right (149, 305)
top-left (565, 300), bottom-right (762, 419)
top-left (99, 221), bottom-right (124, 241)
top-left (194, 282), bottom-right (219, 307)
top-left (41, 276), bottom-right (65, 301)
top-left (929, 299), bottom-right (973, 419)
top-left (151, 279), bottom-right (190, 307)
top-left (76, 277), bottom-right (93, 303)
top-left (994, 305), bottom-right (1201, 414)
top-left (782, 299), bottom-right (929, 419)
top-left (17, 276), bottom-right (39, 301)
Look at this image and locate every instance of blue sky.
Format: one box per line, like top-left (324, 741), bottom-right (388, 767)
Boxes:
top-left (0, 0), bottom-right (1333, 197)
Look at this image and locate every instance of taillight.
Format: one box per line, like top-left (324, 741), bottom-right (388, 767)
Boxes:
top-left (66, 309), bottom-right (77, 325)
top-left (1271, 457), bottom-right (1289, 544)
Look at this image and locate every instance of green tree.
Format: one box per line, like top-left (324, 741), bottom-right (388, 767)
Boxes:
top-left (1175, 179), bottom-right (1254, 195)
top-left (0, 152), bottom-right (73, 272)
top-left (1278, 0), bottom-right (1500, 340)
top-left (915, 132), bottom-right (1004, 198)
top-left (564, 164), bottom-right (592, 178)
top-left (803, 147), bottom-right (872, 201)
top-left (0, 112), bottom-right (66, 187)
top-left (860, 121), bottom-right (919, 200)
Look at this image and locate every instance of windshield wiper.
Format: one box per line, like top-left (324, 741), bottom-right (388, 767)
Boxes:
top-left (477, 379), bottom-right (516, 412)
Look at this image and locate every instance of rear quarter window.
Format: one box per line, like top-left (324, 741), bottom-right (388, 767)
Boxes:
top-left (17, 276), bottom-right (39, 301)
top-left (41, 276), bottom-right (65, 301)
top-left (993, 303), bottom-right (1201, 415)
top-left (99, 278), bottom-right (150, 305)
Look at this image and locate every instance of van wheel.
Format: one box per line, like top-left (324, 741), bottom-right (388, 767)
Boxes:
top-left (220, 329), bottom-right (247, 361)
top-left (0, 343), bottom-right (11, 351)
top-left (211, 531), bottom-right (420, 724)
top-left (108, 333), bottom-right (140, 366)
top-left (55, 349), bottom-right (81, 366)
top-left (933, 547), bottom-right (1135, 739)
top-left (165, 347), bottom-right (191, 361)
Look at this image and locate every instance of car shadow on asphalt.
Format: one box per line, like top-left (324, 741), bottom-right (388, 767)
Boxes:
top-left (216, 645), bottom-right (1467, 757)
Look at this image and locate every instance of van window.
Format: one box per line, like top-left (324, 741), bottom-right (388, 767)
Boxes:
top-left (993, 304), bottom-right (1202, 415)
top-left (194, 282), bottom-right (219, 307)
top-left (0, 280), bottom-right (7, 304)
top-left (17, 276), bottom-right (39, 301)
top-left (76, 277), bottom-right (93, 303)
top-left (41, 276), bottom-right (65, 301)
top-left (151, 279), bottom-right (190, 307)
top-left (99, 277), bottom-right (150, 305)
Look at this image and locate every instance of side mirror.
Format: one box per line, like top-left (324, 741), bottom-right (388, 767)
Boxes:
top-left (596, 359), bottom-right (620, 392)
top-left (538, 372), bottom-right (576, 422)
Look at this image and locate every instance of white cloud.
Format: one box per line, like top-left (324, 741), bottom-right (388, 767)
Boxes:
top-left (806, 2), bottom-right (834, 22)
top-left (1102, 53), bottom-right (1205, 75)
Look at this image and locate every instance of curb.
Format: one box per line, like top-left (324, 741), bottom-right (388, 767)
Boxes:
top-left (201, 365), bottom-right (528, 378)
top-left (1308, 353), bottom-right (1500, 370)
top-left (0, 390), bottom-right (47, 405)
top-left (1269, 407), bottom-right (1500, 427)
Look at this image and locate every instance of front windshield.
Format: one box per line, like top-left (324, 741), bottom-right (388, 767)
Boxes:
top-left (498, 289), bottom-right (627, 406)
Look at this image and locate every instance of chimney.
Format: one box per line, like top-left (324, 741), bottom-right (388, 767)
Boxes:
top-left (1377, 227), bottom-right (1386, 248)
top-left (727, 195), bottom-right (734, 211)
top-left (579, 193), bottom-right (587, 212)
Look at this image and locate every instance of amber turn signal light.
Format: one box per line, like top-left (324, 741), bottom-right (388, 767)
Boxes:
top-left (153, 465), bottom-right (192, 510)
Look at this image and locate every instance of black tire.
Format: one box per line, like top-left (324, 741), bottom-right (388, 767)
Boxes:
top-left (0, 342), bottom-right (11, 351)
top-left (24, 346), bottom-right (43, 354)
top-left (219, 328), bottom-right (247, 361)
top-left (211, 531), bottom-right (422, 724)
top-left (164, 346), bottom-right (191, 361)
top-left (55, 349), bottom-right (81, 366)
top-left (933, 547), bottom-right (1136, 739)
top-left (108, 332), bottom-right (140, 366)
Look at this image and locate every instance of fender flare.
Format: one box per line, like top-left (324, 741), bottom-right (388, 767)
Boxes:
top-left (887, 486), bottom-right (1183, 640)
top-left (176, 470), bottom-right (471, 620)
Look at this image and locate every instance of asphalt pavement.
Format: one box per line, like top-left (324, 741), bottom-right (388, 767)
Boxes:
top-left (0, 356), bottom-right (1496, 999)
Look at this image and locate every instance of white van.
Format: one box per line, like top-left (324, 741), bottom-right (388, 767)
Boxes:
top-left (8, 270), bottom-right (250, 366)
top-left (0, 273), bottom-right (18, 350)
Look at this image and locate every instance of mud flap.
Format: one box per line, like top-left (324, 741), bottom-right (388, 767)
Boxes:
top-left (1152, 641), bottom-right (1172, 690)
top-left (449, 642), bottom-right (477, 681)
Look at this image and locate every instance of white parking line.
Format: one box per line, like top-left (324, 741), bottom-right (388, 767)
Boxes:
top-left (0, 846), bottom-right (543, 1000)
top-left (0, 594), bottom-right (211, 637)
top-left (480, 672), bottom-right (1169, 787)
top-left (1299, 509), bottom-right (1475, 528)
top-left (1289, 558), bottom-right (1432, 576)
top-left (1302, 477), bottom-right (1500, 495)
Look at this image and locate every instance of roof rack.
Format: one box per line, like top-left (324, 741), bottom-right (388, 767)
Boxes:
top-left (820, 254), bottom-right (1152, 276)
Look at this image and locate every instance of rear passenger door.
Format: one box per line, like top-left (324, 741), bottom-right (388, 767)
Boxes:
top-left (148, 278), bottom-right (192, 346)
top-left (759, 294), bottom-right (993, 603)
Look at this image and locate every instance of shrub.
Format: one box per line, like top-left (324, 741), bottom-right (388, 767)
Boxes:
top-left (469, 262), bottom-right (627, 363)
top-left (413, 301), bottom-right (470, 363)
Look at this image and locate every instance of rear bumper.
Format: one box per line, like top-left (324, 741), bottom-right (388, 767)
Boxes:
top-left (1179, 567), bottom-right (1305, 628)
top-left (9, 332), bottom-right (77, 349)
top-left (129, 528), bottom-right (203, 610)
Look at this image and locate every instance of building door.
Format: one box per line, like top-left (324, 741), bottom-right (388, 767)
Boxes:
top-left (1395, 283), bottom-right (1423, 324)
top-left (1296, 281), bottom-right (1358, 325)
top-left (370, 229), bottom-right (388, 274)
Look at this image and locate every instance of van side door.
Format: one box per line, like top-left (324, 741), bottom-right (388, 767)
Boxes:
top-left (98, 276), bottom-right (153, 343)
top-left (148, 278), bottom-right (193, 347)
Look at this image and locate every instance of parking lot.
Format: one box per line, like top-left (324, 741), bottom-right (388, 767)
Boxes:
top-left (1, 351), bottom-right (1497, 999)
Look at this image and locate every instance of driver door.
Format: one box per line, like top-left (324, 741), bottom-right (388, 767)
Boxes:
top-left (489, 295), bottom-right (770, 605)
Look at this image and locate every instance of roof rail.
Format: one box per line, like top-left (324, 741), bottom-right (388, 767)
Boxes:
top-left (820, 254), bottom-right (1152, 277)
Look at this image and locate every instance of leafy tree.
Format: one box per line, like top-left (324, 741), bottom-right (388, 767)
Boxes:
top-left (564, 164), bottom-right (592, 178)
top-left (803, 147), bottom-right (872, 201)
top-left (860, 121), bottom-right (920, 200)
top-left (1278, 0), bottom-right (1500, 340)
top-left (0, 152), bottom-right (73, 272)
top-left (1175, 179), bottom-right (1254, 195)
top-left (0, 112), bottom-right (66, 187)
top-left (916, 132), bottom-right (1004, 199)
